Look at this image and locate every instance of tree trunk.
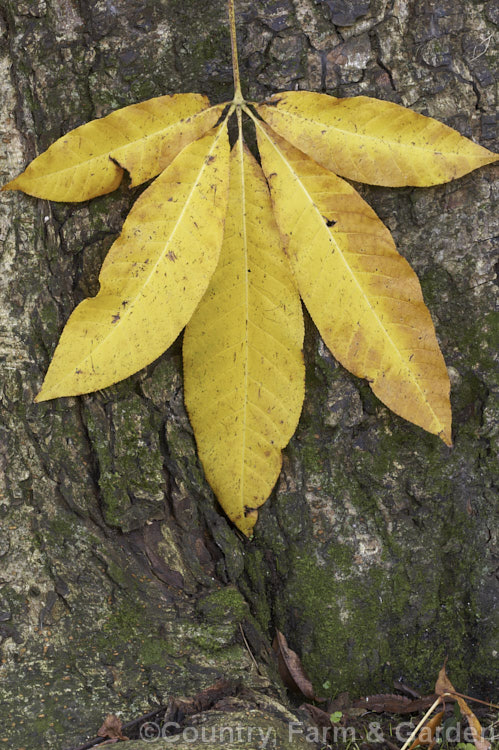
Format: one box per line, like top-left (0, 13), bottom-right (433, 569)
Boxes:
top-left (0, 0), bottom-right (497, 747)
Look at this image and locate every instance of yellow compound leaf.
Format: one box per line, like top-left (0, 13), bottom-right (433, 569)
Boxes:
top-left (256, 121), bottom-right (452, 445)
top-left (183, 137), bottom-right (305, 536)
top-left (35, 125), bottom-right (230, 401)
top-left (257, 91), bottom-right (498, 187)
top-left (5, 0), bottom-right (498, 534)
top-left (3, 94), bottom-right (224, 201)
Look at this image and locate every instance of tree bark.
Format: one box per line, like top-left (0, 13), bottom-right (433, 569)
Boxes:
top-left (0, 0), bottom-right (497, 747)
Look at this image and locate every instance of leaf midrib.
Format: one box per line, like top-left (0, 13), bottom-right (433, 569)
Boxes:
top-left (237, 140), bottom-right (250, 507)
top-left (264, 104), bottom-right (455, 157)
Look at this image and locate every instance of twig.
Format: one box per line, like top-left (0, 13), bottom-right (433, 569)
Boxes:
top-left (448, 690), bottom-right (499, 710)
top-left (399, 694), bottom-right (445, 750)
top-left (239, 622), bottom-right (262, 674)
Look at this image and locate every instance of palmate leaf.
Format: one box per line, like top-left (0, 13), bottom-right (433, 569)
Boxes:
top-left (183, 136), bottom-right (304, 535)
top-left (3, 0), bottom-right (498, 534)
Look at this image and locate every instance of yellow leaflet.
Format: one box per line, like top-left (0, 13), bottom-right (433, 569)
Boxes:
top-left (3, 94), bottom-right (224, 201)
top-left (35, 125), bottom-right (230, 401)
top-left (183, 138), bottom-right (305, 536)
top-left (256, 122), bottom-right (452, 445)
top-left (257, 91), bottom-right (497, 187)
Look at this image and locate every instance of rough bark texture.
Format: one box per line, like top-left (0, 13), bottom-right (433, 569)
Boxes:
top-left (0, 0), bottom-right (497, 748)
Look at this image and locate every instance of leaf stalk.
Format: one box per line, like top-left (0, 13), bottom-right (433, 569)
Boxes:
top-left (228, 0), bottom-right (244, 104)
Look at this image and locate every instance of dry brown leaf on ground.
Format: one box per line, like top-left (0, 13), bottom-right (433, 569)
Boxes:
top-left (435, 664), bottom-right (491, 750)
top-left (353, 692), bottom-right (438, 714)
top-left (97, 714), bottom-right (129, 742)
top-left (273, 630), bottom-right (323, 701)
top-left (300, 703), bottom-right (335, 729)
top-left (174, 679), bottom-right (237, 715)
top-left (408, 710), bottom-right (444, 750)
